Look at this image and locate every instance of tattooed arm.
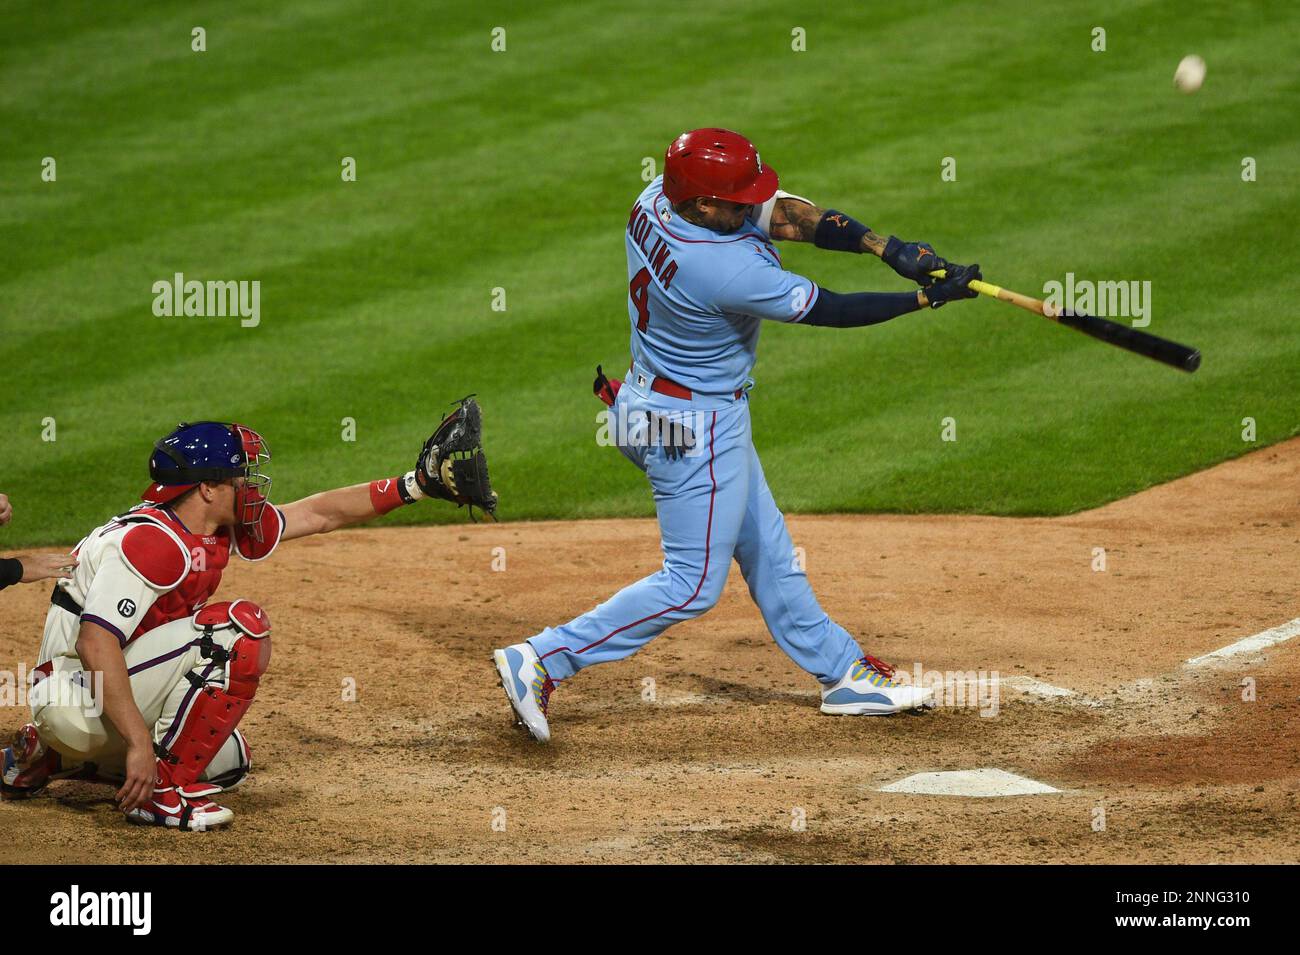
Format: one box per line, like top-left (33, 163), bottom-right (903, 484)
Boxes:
top-left (767, 197), bottom-right (889, 256)
top-left (765, 195), bottom-right (962, 286)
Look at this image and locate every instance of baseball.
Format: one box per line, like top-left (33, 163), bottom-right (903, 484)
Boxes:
top-left (1174, 54), bottom-right (1206, 93)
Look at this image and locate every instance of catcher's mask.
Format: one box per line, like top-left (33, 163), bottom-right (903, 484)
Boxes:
top-left (142, 421), bottom-right (272, 539)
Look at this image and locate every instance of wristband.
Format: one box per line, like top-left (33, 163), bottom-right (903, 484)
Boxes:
top-left (814, 210), bottom-right (870, 253)
top-left (370, 471), bottom-right (424, 516)
top-left (401, 469), bottom-right (425, 503)
top-left (0, 556), bottom-right (22, 590)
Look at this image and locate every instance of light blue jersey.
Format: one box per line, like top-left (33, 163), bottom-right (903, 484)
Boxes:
top-left (624, 176), bottom-right (818, 396)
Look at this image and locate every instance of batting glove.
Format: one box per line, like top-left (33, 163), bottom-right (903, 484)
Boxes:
top-left (882, 236), bottom-right (950, 284)
top-left (923, 263), bottom-right (982, 309)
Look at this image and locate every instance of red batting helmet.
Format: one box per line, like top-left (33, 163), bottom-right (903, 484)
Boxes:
top-left (662, 128), bottom-right (778, 206)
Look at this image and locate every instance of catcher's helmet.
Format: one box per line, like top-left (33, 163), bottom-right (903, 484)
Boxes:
top-left (142, 421), bottom-right (272, 536)
top-left (662, 128), bottom-right (778, 206)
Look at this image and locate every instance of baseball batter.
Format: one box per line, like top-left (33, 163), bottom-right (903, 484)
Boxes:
top-left (3, 406), bottom-right (495, 829)
top-left (495, 128), bottom-right (981, 742)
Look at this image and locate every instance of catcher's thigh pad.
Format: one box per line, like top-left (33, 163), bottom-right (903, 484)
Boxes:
top-left (159, 600), bottom-right (271, 787)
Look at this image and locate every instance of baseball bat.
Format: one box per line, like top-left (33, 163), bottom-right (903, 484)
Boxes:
top-left (930, 270), bottom-right (1201, 373)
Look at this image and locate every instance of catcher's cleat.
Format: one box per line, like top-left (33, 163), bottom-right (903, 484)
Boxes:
top-left (819, 655), bottom-right (934, 715)
top-left (126, 782), bottom-right (234, 831)
top-left (1, 723), bottom-right (88, 799)
top-left (493, 642), bottom-right (553, 743)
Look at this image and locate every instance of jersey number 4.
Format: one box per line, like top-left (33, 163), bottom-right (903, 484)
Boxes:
top-left (629, 268), bottom-right (651, 332)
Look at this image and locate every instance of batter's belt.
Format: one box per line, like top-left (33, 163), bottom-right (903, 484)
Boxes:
top-left (594, 363), bottom-right (745, 407)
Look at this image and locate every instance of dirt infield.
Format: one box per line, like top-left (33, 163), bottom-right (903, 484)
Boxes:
top-left (2, 441), bottom-right (1298, 864)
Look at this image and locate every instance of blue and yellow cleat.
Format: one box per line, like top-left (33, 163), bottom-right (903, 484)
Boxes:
top-left (493, 642), bottom-right (555, 743)
top-left (820, 655), bottom-right (933, 715)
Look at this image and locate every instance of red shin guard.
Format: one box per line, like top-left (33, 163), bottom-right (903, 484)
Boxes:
top-left (161, 601), bottom-right (272, 787)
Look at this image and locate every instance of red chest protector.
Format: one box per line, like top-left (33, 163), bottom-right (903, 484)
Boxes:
top-left (118, 504), bottom-right (282, 642)
top-left (117, 507), bottom-right (230, 639)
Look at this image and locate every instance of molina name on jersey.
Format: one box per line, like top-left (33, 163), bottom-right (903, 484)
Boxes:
top-left (624, 175), bottom-right (818, 398)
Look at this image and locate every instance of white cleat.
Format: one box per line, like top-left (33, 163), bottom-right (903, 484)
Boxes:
top-left (493, 642), bottom-right (554, 743)
top-left (820, 655), bottom-right (934, 715)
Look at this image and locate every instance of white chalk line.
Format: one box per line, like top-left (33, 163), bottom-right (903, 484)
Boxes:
top-left (884, 618), bottom-right (1300, 799)
top-left (998, 615), bottom-right (1300, 708)
top-left (882, 618), bottom-right (1300, 799)
top-left (1185, 616), bottom-right (1300, 667)
top-left (997, 675), bottom-right (1082, 699)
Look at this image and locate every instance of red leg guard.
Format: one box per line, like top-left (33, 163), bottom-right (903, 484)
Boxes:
top-left (162, 632), bottom-right (271, 787)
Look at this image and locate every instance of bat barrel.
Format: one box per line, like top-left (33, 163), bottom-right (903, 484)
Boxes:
top-left (1056, 310), bottom-right (1201, 373)
top-left (933, 268), bottom-right (1202, 373)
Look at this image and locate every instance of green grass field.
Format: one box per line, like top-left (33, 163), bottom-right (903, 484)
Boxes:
top-left (2, 0), bottom-right (1298, 547)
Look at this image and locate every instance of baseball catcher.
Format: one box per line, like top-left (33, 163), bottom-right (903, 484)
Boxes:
top-left (2, 403), bottom-right (495, 830)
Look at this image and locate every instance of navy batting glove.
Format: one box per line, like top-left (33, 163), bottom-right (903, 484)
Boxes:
top-left (882, 236), bottom-right (950, 285)
top-left (924, 263), bottom-right (981, 309)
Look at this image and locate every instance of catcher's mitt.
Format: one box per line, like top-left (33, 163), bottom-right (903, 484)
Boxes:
top-left (415, 396), bottom-right (498, 520)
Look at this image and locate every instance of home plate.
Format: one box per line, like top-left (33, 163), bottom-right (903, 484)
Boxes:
top-left (880, 768), bottom-right (1060, 797)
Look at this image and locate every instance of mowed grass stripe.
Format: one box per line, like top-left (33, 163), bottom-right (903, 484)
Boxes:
top-left (0, 230), bottom-right (626, 539)
top-left (2, 0), bottom-right (1298, 544)
top-left (5, 3), bottom-right (830, 324)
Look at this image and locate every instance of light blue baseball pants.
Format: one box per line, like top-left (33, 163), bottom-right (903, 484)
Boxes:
top-left (528, 373), bottom-right (862, 684)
